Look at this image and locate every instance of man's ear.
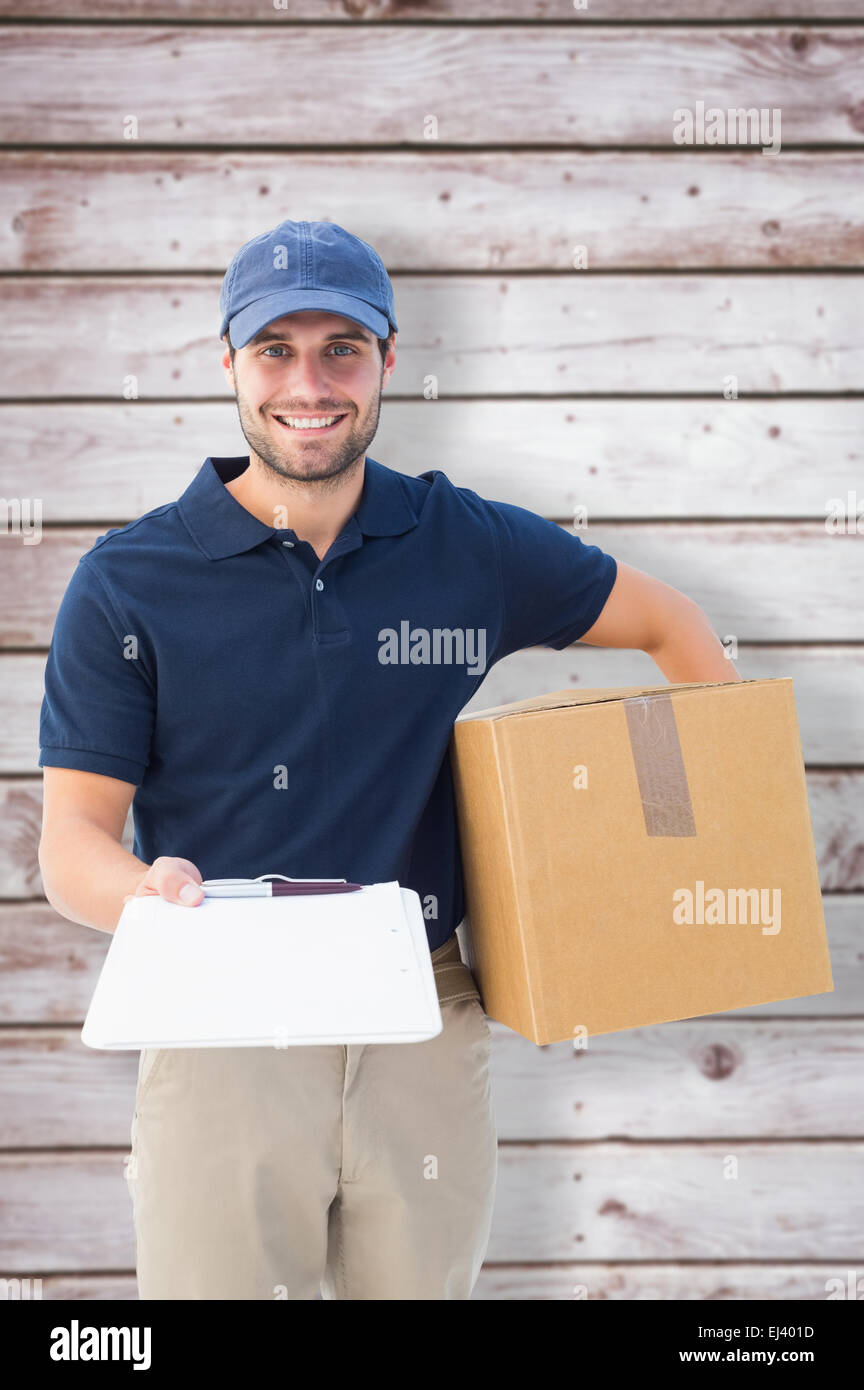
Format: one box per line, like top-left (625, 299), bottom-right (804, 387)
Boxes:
top-left (382, 333), bottom-right (396, 387)
top-left (220, 335), bottom-right (235, 389)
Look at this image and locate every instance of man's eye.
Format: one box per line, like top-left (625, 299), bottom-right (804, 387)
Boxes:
top-left (260, 344), bottom-right (355, 358)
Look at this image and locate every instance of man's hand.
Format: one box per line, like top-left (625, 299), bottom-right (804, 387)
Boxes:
top-left (125, 856), bottom-right (205, 908)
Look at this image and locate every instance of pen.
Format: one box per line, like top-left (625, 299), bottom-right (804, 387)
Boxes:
top-left (201, 876), bottom-right (363, 898)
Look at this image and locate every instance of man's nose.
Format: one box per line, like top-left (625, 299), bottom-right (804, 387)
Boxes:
top-left (285, 350), bottom-right (333, 400)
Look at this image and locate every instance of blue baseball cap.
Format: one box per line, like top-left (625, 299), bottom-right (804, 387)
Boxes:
top-left (219, 219), bottom-right (397, 350)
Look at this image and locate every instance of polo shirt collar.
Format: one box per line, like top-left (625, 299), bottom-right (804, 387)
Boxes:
top-left (178, 455), bottom-right (419, 561)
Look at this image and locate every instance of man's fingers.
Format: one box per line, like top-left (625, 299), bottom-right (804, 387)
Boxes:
top-left (170, 857), bottom-right (204, 884)
top-left (160, 871), bottom-right (204, 905)
top-left (135, 857), bottom-right (205, 906)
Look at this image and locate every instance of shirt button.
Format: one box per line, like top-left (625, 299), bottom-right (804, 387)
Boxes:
top-left (315, 578), bottom-right (324, 591)
top-left (281, 539), bottom-right (294, 548)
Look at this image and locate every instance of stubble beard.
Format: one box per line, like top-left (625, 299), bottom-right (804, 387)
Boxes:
top-left (234, 383), bottom-right (383, 489)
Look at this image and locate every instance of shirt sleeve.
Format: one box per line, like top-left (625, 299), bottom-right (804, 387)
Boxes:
top-left (38, 556), bottom-right (155, 785)
top-left (484, 498), bottom-right (618, 662)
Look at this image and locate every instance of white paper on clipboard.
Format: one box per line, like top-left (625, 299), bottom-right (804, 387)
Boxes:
top-left (81, 881), bottom-right (442, 1049)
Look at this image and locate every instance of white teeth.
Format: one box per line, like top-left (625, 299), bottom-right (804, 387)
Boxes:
top-left (276, 415), bottom-right (342, 429)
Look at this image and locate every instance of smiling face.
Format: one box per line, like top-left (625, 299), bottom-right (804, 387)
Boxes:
top-left (222, 309), bottom-right (395, 485)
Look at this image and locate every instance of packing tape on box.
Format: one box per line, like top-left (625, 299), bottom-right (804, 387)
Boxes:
top-left (623, 692), bottom-right (696, 837)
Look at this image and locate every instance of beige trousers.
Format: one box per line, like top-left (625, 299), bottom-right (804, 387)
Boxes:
top-left (125, 927), bottom-right (497, 1300)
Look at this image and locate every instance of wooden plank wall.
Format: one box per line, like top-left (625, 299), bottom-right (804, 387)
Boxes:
top-left (0, 0), bottom-right (862, 1301)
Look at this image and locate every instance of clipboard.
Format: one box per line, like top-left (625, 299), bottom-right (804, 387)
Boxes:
top-left (81, 881), bottom-right (442, 1048)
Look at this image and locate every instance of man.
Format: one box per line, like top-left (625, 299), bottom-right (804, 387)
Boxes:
top-left (38, 219), bottom-right (740, 1301)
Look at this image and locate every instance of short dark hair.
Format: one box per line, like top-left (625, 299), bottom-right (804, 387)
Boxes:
top-left (227, 333), bottom-right (392, 365)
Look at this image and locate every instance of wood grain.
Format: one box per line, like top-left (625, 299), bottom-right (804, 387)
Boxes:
top-left (474, 1261), bottom-right (864, 1301)
top-left (461, 643), bottom-right (864, 767)
top-left (17, 1265), bottom-right (864, 1302)
top-left (2, 768), bottom-right (860, 897)
top-left (1, 27), bottom-right (863, 147)
top-left (1, 524), bottom-right (858, 648)
top-left (2, 275), bottom-right (863, 396)
top-left (4, 151), bottom-right (863, 271)
top-left (7, 645), bottom-right (863, 771)
top-left (0, 0), bottom-right (861, 1298)
top-left (0, 896), bottom-right (858, 1029)
top-left (2, 1017), bottom-right (863, 1148)
top-left (4, 2), bottom-right (864, 21)
top-left (3, 399), bottom-right (863, 521)
top-left (2, 1143), bottom-right (862, 1266)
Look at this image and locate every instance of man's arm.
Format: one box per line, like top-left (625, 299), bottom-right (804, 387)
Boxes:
top-left (39, 767), bottom-right (204, 934)
top-left (579, 560), bottom-right (742, 684)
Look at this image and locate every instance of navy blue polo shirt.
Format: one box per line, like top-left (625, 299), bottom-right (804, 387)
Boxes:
top-left (39, 456), bottom-right (617, 950)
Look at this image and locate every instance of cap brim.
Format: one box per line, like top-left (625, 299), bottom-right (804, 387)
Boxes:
top-left (224, 288), bottom-right (391, 348)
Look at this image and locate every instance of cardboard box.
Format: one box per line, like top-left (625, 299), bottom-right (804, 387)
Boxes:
top-left (449, 678), bottom-right (833, 1044)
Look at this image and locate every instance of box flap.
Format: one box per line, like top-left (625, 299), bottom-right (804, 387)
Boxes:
top-left (455, 677), bottom-right (785, 723)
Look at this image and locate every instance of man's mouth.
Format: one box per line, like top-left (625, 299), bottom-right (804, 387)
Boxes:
top-left (272, 413), bottom-right (348, 434)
